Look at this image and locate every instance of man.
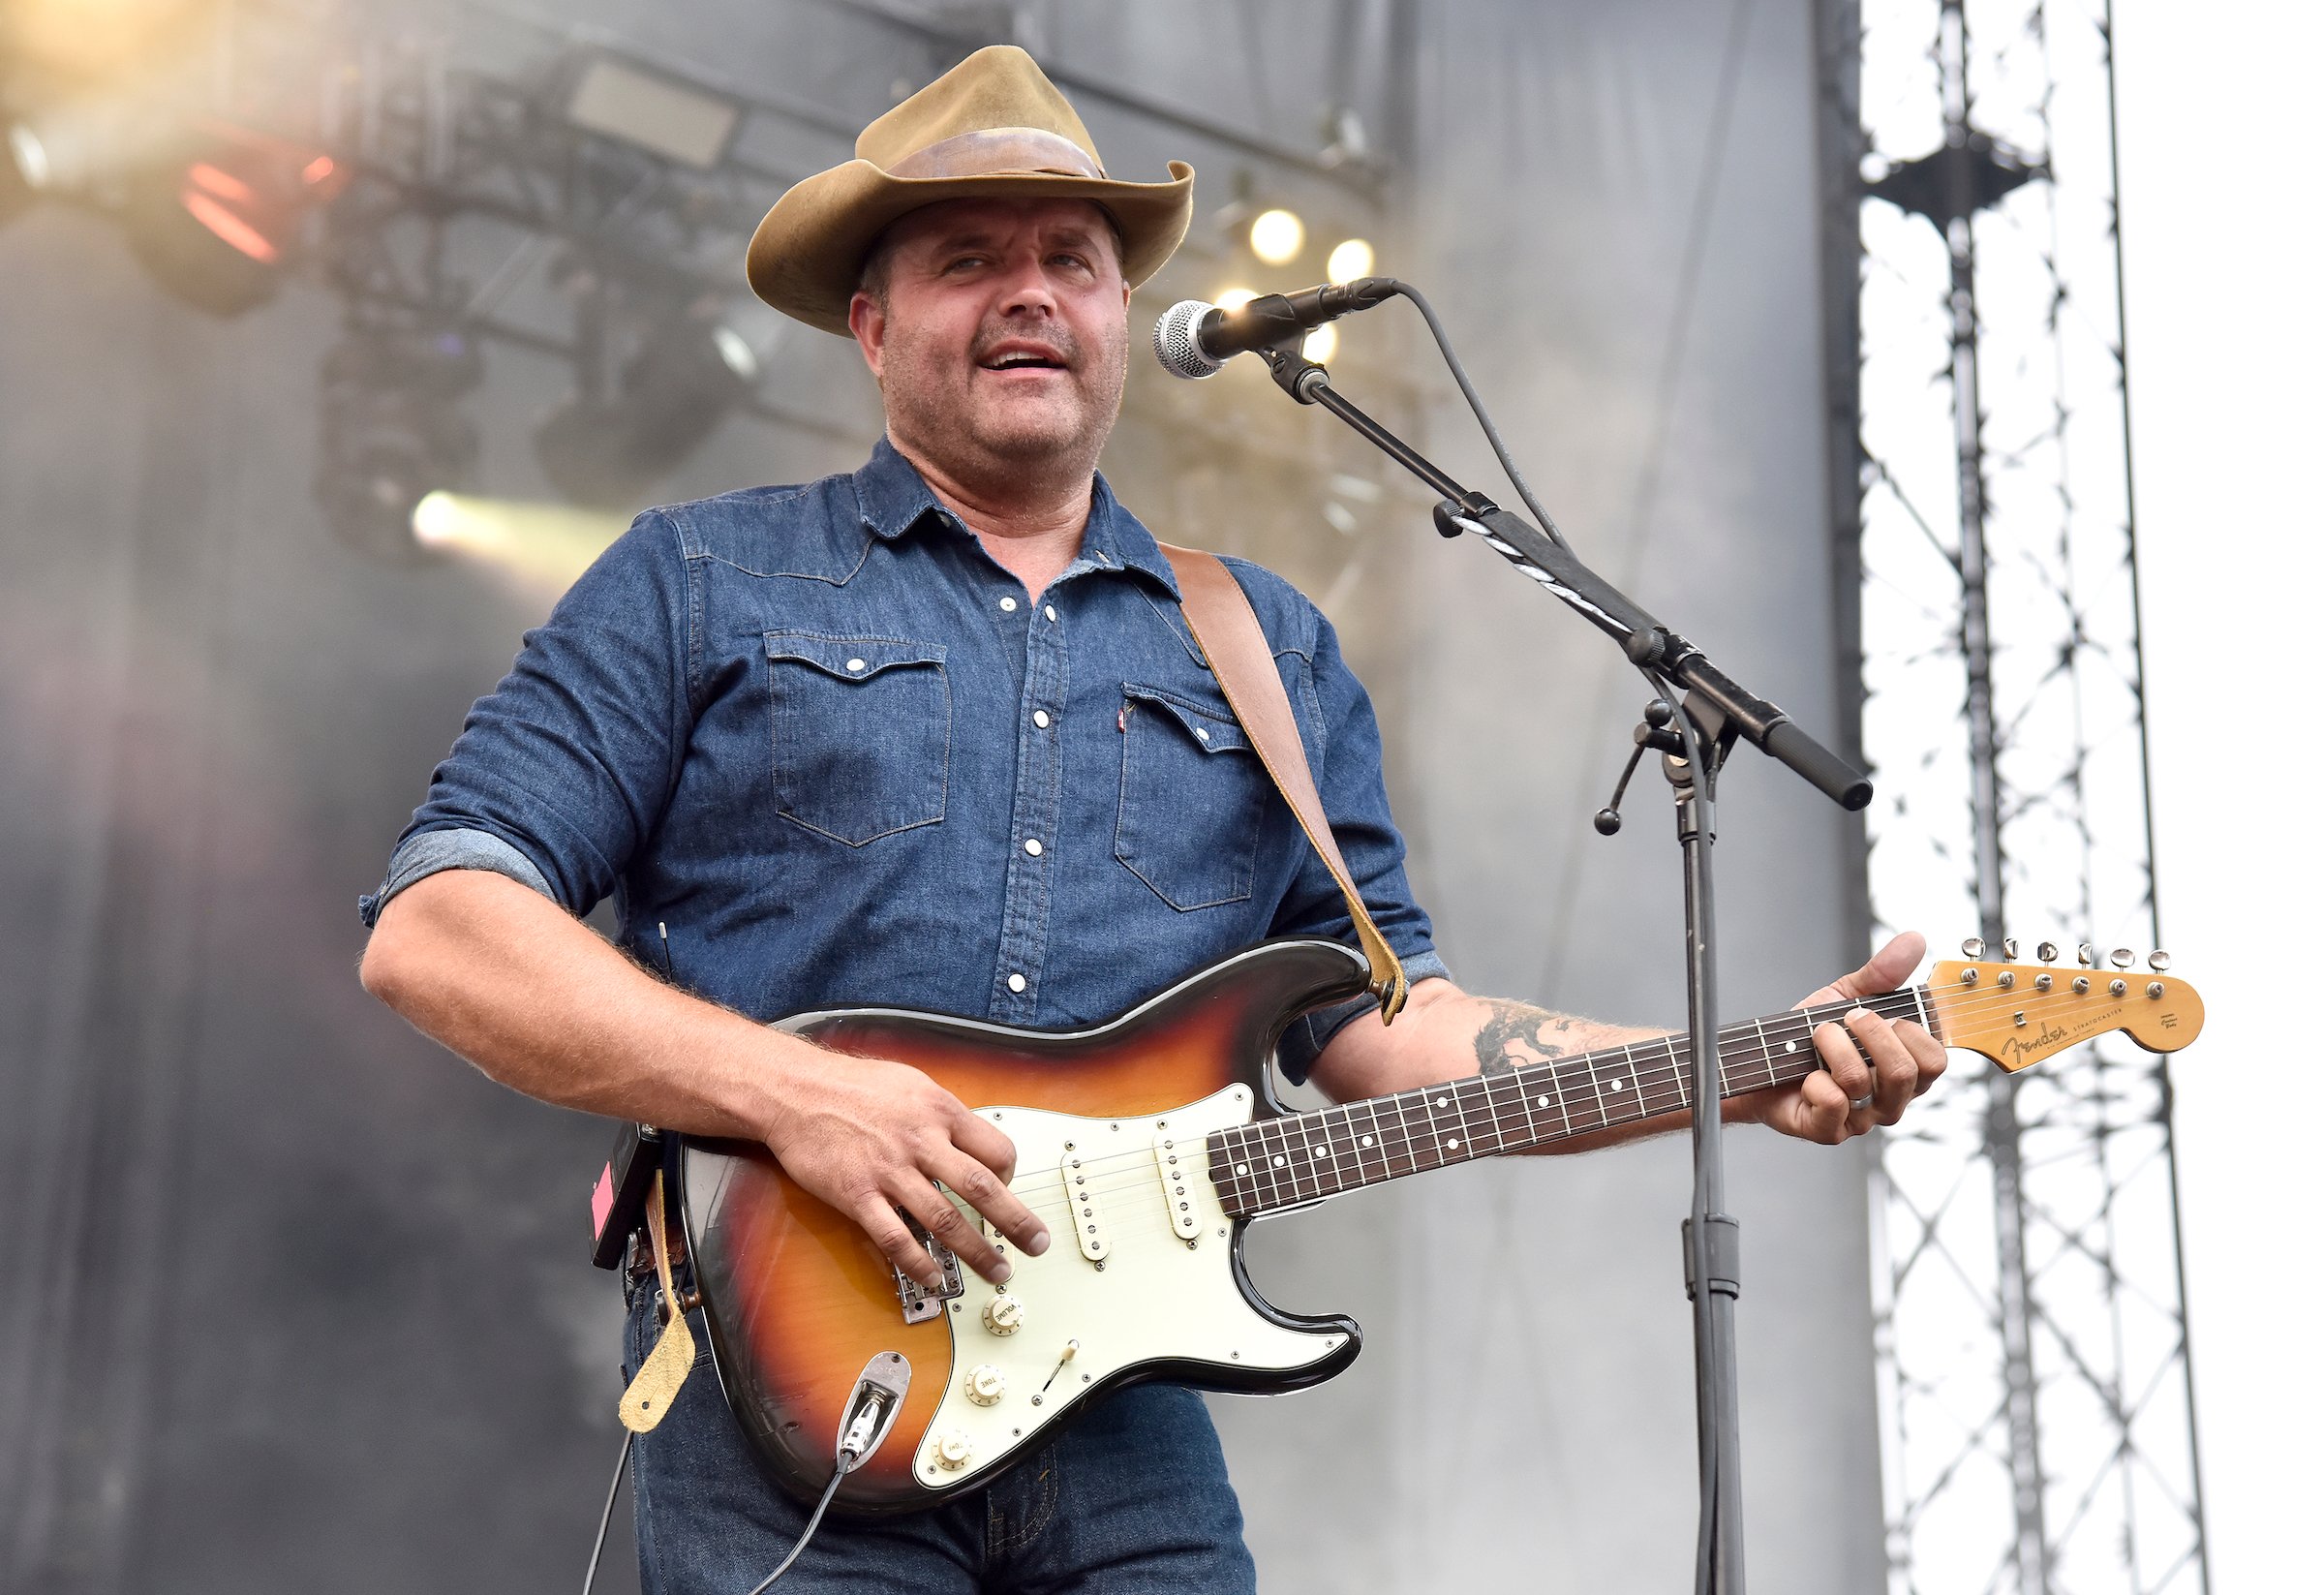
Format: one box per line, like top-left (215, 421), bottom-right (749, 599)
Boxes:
top-left (357, 46), bottom-right (1943, 1594)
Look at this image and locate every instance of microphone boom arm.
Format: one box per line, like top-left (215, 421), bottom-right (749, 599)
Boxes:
top-left (1261, 345), bottom-right (1871, 812)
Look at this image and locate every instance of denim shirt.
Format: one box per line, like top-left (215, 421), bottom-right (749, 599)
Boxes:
top-left (361, 438), bottom-right (1447, 1081)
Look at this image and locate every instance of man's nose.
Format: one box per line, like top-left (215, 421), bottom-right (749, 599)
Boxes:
top-left (993, 253), bottom-right (1061, 317)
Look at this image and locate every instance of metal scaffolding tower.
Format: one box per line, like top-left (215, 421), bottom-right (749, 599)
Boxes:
top-left (1847, 2), bottom-right (2208, 1591)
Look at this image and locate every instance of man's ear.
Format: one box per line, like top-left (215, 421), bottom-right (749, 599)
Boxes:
top-left (847, 291), bottom-right (886, 381)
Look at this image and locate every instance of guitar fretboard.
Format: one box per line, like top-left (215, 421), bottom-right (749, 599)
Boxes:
top-left (1206, 987), bottom-right (1936, 1216)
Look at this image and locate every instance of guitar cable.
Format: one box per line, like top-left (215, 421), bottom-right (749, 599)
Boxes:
top-left (580, 1431), bottom-right (632, 1595)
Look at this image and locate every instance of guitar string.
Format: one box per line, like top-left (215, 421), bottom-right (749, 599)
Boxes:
top-left (955, 976), bottom-right (2172, 1224)
top-left (977, 988), bottom-right (1929, 1201)
top-left (990, 982), bottom-right (2114, 1223)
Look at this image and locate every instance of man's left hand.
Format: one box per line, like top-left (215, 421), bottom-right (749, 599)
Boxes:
top-left (1745, 931), bottom-right (1947, 1144)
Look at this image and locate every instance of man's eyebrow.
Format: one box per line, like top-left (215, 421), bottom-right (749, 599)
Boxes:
top-left (918, 221), bottom-right (1105, 256)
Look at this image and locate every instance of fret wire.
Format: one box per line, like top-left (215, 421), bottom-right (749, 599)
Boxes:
top-left (1232, 985), bottom-right (1940, 1214)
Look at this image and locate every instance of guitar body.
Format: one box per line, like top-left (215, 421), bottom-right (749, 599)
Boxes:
top-left (676, 937), bottom-right (1373, 1516)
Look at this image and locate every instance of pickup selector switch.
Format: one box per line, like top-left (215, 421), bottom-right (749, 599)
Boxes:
top-left (964, 1365), bottom-right (1006, 1406)
top-left (983, 1294), bottom-right (1024, 1335)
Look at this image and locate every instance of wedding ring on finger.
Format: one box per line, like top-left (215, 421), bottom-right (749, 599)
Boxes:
top-left (1850, 1093), bottom-right (1876, 1112)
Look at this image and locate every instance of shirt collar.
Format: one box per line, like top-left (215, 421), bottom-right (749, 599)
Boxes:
top-left (850, 436), bottom-right (1181, 600)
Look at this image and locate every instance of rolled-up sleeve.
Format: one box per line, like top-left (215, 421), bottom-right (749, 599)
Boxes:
top-left (1263, 596), bottom-right (1451, 1085)
top-left (359, 509), bottom-right (694, 928)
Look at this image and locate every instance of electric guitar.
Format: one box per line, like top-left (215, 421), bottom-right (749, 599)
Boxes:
top-left (669, 936), bottom-right (2202, 1514)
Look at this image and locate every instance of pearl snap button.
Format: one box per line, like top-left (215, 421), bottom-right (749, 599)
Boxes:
top-left (1195, 726), bottom-right (1210, 742)
top-left (1032, 710), bottom-right (1051, 728)
top-left (999, 597), bottom-right (1018, 612)
top-left (1007, 973), bottom-right (1026, 994)
top-left (1023, 838), bottom-right (1043, 857)
top-left (1044, 605), bottom-right (1057, 622)
top-left (845, 658), bottom-right (867, 673)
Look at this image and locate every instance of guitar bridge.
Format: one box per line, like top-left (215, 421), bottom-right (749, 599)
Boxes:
top-left (893, 1214), bottom-right (964, 1325)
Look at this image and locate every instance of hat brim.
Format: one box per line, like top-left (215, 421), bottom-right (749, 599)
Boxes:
top-left (746, 161), bottom-right (1194, 336)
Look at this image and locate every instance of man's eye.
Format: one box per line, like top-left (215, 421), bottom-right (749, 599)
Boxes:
top-left (1051, 253), bottom-right (1092, 272)
top-left (944, 255), bottom-right (988, 273)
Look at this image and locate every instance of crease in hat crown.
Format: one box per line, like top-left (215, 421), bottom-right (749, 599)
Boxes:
top-left (746, 45), bottom-right (1194, 336)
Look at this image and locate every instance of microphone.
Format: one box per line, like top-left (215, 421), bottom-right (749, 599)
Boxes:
top-left (1152, 276), bottom-right (1397, 379)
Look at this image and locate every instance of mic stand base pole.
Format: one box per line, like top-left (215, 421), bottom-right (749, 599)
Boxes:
top-left (1667, 696), bottom-right (1746, 1595)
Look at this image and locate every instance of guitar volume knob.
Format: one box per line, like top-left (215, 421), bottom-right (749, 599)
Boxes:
top-left (983, 1294), bottom-right (1024, 1335)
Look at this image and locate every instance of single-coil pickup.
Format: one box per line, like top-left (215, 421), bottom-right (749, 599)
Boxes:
top-left (1155, 1131), bottom-right (1202, 1242)
top-left (1061, 1148), bottom-right (1109, 1262)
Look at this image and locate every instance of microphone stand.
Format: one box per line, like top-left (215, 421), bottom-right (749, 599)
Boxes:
top-left (1247, 342), bottom-right (1871, 1595)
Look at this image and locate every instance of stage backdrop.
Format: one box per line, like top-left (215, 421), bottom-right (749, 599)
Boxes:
top-left (0, 3), bottom-right (1876, 1590)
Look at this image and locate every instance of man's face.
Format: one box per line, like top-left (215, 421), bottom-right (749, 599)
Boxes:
top-left (848, 198), bottom-right (1130, 486)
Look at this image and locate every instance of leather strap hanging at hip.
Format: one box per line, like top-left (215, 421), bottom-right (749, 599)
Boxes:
top-left (1158, 545), bottom-right (1409, 1024)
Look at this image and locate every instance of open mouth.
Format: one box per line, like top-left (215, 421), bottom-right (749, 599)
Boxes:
top-left (980, 349), bottom-right (1069, 373)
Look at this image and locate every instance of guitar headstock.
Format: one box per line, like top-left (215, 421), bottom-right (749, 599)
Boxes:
top-left (1928, 938), bottom-right (2204, 1073)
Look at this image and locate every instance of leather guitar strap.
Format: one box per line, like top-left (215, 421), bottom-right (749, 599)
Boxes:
top-left (1158, 545), bottom-right (1409, 1024)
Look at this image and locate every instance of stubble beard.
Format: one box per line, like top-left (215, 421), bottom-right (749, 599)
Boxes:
top-left (880, 317), bottom-right (1129, 499)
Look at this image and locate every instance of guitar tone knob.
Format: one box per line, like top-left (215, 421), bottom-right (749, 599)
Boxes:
top-left (982, 1294), bottom-right (1024, 1336)
top-left (964, 1365), bottom-right (1006, 1406)
top-left (933, 1430), bottom-right (974, 1470)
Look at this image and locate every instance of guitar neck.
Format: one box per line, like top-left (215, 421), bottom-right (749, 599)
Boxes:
top-left (1207, 987), bottom-right (1938, 1217)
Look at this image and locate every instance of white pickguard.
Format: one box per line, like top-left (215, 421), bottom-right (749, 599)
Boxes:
top-left (907, 1085), bottom-right (1347, 1490)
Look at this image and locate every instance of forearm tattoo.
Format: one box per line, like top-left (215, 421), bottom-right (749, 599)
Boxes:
top-left (1473, 999), bottom-right (1580, 1075)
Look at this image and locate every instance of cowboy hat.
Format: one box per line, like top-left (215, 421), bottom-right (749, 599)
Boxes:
top-left (746, 46), bottom-right (1194, 335)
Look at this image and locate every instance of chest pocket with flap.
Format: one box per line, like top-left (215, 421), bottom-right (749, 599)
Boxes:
top-left (765, 632), bottom-right (950, 846)
top-left (1114, 683), bottom-right (1268, 910)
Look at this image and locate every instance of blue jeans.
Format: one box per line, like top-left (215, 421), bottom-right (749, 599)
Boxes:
top-left (623, 1280), bottom-right (1259, 1593)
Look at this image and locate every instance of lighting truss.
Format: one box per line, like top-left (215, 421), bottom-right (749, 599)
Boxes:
top-left (1850, 2), bottom-right (2207, 1592)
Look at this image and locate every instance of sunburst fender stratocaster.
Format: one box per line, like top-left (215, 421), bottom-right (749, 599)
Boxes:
top-left (671, 936), bottom-right (2202, 1514)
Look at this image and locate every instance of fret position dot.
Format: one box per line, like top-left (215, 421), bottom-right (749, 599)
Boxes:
top-left (1360, 1135), bottom-right (1374, 1148)
top-left (1272, 1155), bottom-right (1287, 1167)
top-left (1611, 1078), bottom-right (1627, 1090)
top-left (1313, 1146), bottom-right (1329, 1159)
top-left (1434, 1096), bottom-right (1450, 1108)
top-left (1445, 1137), bottom-right (1459, 1150)
top-left (1536, 1095), bottom-right (1549, 1108)
top-left (1235, 1164), bottom-right (1247, 1176)
top-left (1786, 1041), bottom-right (1798, 1052)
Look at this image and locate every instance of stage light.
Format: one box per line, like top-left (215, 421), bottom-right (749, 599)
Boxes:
top-left (1326, 238), bottom-right (1374, 286)
top-left (1301, 324), bottom-right (1338, 365)
top-left (2, 0), bottom-right (212, 79)
top-left (1247, 207), bottom-right (1304, 265)
top-left (1214, 287), bottom-right (1259, 313)
top-left (563, 53), bottom-right (741, 169)
top-left (411, 492), bottom-right (628, 594)
top-left (122, 120), bottom-right (346, 317)
top-left (534, 310), bottom-right (761, 509)
top-left (316, 326), bottom-right (485, 559)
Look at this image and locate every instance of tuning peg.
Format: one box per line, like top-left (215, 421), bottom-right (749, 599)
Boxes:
top-left (1962, 937), bottom-right (1985, 959)
top-left (2077, 943), bottom-right (2097, 967)
top-left (2036, 941), bottom-right (2060, 963)
top-left (2148, 950), bottom-right (2171, 972)
top-left (2002, 937), bottom-right (2020, 961)
top-left (2110, 947), bottom-right (2135, 969)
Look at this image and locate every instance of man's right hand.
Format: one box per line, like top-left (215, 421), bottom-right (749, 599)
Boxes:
top-left (760, 1052), bottom-right (1052, 1289)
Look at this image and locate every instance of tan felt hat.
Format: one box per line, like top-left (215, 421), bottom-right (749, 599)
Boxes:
top-left (746, 46), bottom-right (1194, 335)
